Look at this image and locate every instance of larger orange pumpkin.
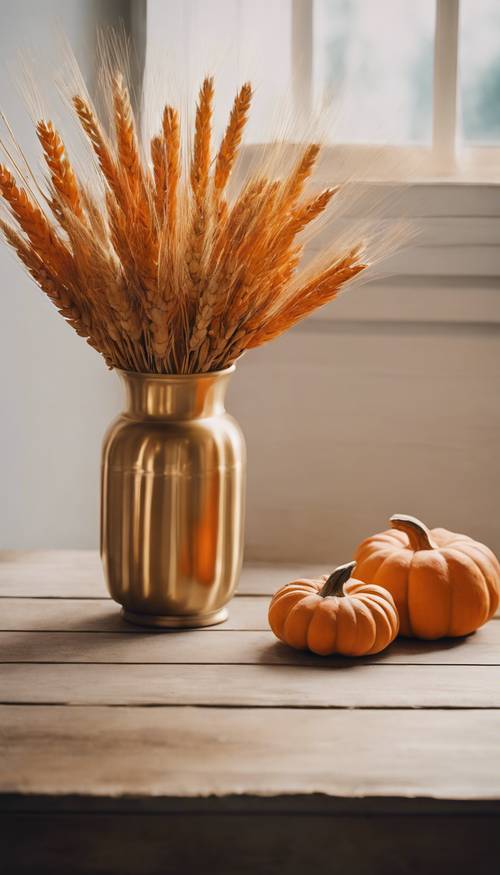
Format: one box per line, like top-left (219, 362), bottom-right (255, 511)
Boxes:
top-left (268, 561), bottom-right (399, 656)
top-left (354, 514), bottom-right (500, 639)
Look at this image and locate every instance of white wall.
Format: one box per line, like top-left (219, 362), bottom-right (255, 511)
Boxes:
top-left (231, 306), bottom-right (500, 564)
top-left (0, 0), bottom-right (128, 549)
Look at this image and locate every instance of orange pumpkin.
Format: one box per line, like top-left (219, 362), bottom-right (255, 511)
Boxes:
top-left (354, 514), bottom-right (500, 639)
top-left (268, 561), bottom-right (399, 656)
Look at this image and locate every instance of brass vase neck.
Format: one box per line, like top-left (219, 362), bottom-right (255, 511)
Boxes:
top-left (118, 366), bottom-right (235, 420)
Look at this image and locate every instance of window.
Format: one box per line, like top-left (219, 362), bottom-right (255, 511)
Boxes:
top-left (300, 0), bottom-right (500, 174)
top-left (313, 0), bottom-right (435, 145)
top-left (459, 0), bottom-right (500, 145)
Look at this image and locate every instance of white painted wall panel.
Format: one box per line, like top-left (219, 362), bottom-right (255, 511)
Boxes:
top-left (229, 321), bottom-right (500, 562)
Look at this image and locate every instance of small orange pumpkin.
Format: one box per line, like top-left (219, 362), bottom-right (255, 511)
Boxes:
top-left (268, 561), bottom-right (399, 656)
top-left (354, 514), bottom-right (500, 639)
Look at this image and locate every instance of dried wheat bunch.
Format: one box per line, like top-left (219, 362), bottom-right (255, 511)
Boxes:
top-left (0, 72), bottom-right (376, 374)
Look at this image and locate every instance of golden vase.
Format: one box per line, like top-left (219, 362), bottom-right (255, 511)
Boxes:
top-left (101, 365), bottom-right (246, 627)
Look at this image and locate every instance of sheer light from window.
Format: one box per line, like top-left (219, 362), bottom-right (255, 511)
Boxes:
top-left (459, 0), bottom-right (500, 144)
top-left (313, 0), bottom-right (435, 144)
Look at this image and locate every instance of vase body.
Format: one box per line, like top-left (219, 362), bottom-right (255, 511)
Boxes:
top-left (101, 366), bottom-right (246, 627)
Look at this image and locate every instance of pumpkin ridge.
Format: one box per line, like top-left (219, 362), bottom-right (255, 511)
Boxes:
top-left (360, 592), bottom-right (399, 639)
top-left (463, 540), bottom-right (500, 576)
top-left (460, 544), bottom-right (500, 619)
top-left (408, 547), bottom-right (427, 638)
top-left (440, 546), bottom-right (492, 633)
top-left (356, 533), bottom-right (405, 561)
top-left (273, 583), bottom-right (319, 602)
top-left (432, 528), bottom-right (473, 546)
top-left (455, 547), bottom-right (493, 621)
top-left (356, 595), bottom-right (394, 654)
top-left (349, 597), bottom-right (377, 654)
top-left (273, 586), bottom-right (318, 603)
top-left (373, 549), bottom-right (412, 635)
top-left (283, 594), bottom-right (319, 650)
top-left (335, 596), bottom-right (358, 654)
top-left (269, 589), bottom-right (318, 640)
top-left (307, 598), bottom-right (338, 655)
top-left (408, 548), bottom-right (452, 639)
top-left (354, 547), bottom-right (394, 582)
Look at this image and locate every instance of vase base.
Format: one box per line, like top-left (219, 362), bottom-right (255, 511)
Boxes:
top-left (121, 606), bottom-right (228, 629)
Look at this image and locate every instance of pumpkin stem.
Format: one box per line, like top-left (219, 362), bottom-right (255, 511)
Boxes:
top-left (390, 514), bottom-right (437, 551)
top-left (320, 561), bottom-right (356, 598)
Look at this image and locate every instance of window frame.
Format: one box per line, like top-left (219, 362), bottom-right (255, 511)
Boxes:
top-left (142, 0), bottom-right (500, 274)
top-left (293, 0), bottom-right (500, 180)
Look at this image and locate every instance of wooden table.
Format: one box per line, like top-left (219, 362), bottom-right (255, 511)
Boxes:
top-left (1, 551), bottom-right (499, 874)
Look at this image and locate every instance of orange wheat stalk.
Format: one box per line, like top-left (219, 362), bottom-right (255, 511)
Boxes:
top-left (191, 77), bottom-right (214, 207)
top-left (151, 134), bottom-right (167, 219)
top-left (112, 73), bottom-right (143, 202)
top-left (72, 95), bottom-right (124, 207)
top-left (184, 77), bottom-right (215, 347)
top-left (213, 82), bottom-right (252, 205)
top-left (248, 252), bottom-right (366, 349)
top-left (280, 143), bottom-right (320, 211)
top-left (36, 120), bottom-right (83, 218)
top-left (162, 105), bottom-right (180, 235)
top-left (0, 165), bottom-right (74, 279)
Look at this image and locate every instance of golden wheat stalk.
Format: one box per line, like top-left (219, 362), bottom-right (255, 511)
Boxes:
top-left (0, 164), bottom-right (74, 279)
top-left (213, 82), bottom-right (252, 206)
top-left (80, 187), bottom-right (108, 242)
top-left (162, 105), bottom-right (180, 236)
top-left (112, 73), bottom-right (143, 200)
top-left (280, 144), bottom-right (320, 211)
top-left (184, 78), bottom-right (216, 363)
top-left (248, 251), bottom-right (366, 350)
top-left (0, 65), bottom-right (385, 376)
top-left (151, 134), bottom-right (167, 219)
top-left (72, 96), bottom-right (124, 207)
top-left (190, 77), bottom-right (214, 207)
top-left (36, 120), bottom-right (83, 218)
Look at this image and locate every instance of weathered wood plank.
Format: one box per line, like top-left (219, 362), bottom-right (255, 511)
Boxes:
top-left (2, 811), bottom-right (499, 875)
top-left (0, 625), bottom-right (498, 666)
top-left (1, 705), bottom-right (498, 799)
top-left (0, 551), bottom-right (318, 597)
top-left (1, 663), bottom-right (498, 707)
top-left (0, 597), bottom-right (268, 632)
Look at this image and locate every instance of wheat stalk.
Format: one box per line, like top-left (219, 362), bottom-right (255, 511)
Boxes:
top-left (0, 164), bottom-right (74, 279)
top-left (213, 82), bottom-right (252, 211)
top-left (0, 65), bottom-right (394, 376)
top-left (72, 97), bottom-right (122, 200)
top-left (162, 105), bottom-right (180, 236)
top-left (112, 73), bottom-right (143, 201)
top-left (37, 120), bottom-right (83, 220)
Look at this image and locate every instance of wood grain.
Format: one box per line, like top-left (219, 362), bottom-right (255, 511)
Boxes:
top-left (0, 552), bottom-right (319, 597)
top-left (0, 625), bottom-right (499, 665)
top-left (1, 552), bottom-right (498, 613)
top-left (1, 663), bottom-right (498, 707)
top-left (0, 597), bottom-right (268, 632)
top-left (1, 705), bottom-right (498, 799)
